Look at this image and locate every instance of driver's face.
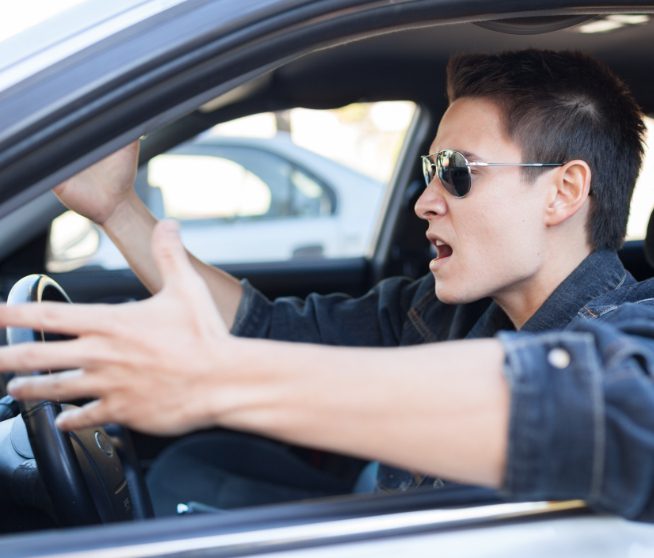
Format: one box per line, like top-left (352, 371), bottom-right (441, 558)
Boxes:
top-left (415, 97), bottom-right (551, 318)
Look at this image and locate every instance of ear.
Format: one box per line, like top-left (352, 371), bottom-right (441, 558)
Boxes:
top-left (544, 160), bottom-right (591, 227)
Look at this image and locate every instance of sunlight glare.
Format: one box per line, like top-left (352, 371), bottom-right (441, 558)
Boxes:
top-left (0, 0), bottom-right (86, 42)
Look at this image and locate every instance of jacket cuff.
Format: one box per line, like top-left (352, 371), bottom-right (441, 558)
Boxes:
top-left (230, 279), bottom-right (271, 338)
top-left (497, 330), bottom-right (604, 502)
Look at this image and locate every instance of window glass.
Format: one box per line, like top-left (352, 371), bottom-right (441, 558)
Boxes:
top-left (626, 116), bottom-right (654, 240)
top-left (47, 211), bottom-right (99, 272)
top-left (289, 168), bottom-right (333, 217)
top-left (47, 101), bottom-right (416, 271)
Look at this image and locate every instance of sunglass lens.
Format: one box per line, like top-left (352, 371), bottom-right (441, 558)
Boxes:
top-left (439, 150), bottom-right (471, 197)
top-left (422, 156), bottom-right (434, 186)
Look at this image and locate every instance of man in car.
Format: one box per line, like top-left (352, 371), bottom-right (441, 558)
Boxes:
top-left (2, 49), bottom-right (654, 520)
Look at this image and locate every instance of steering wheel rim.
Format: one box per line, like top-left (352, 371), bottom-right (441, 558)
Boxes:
top-left (6, 274), bottom-right (139, 526)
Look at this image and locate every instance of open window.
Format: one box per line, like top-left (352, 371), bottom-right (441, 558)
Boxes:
top-left (47, 102), bottom-right (417, 270)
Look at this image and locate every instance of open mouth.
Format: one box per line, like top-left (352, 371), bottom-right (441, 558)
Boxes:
top-left (434, 240), bottom-right (453, 260)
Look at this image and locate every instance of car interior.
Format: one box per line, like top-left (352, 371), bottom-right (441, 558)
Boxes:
top-left (1, 8), bottom-right (654, 535)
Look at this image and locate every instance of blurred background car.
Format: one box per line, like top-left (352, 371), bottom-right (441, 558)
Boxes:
top-left (49, 131), bottom-right (386, 270)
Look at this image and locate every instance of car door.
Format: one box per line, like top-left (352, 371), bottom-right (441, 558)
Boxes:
top-left (4, 0), bottom-right (654, 555)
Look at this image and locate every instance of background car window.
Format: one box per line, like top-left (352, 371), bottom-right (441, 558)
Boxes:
top-left (145, 151), bottom-right (334, 221)
top-left (148, 154), bottom-right (272, 220)
top-left (48, 101), bottom-right (416, 270)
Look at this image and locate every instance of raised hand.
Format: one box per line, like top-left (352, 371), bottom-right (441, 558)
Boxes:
top-left (53, 141), bottom-right (140, 225)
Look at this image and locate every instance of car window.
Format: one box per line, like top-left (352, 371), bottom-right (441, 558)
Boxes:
top-left (626, 115), bottom-right (654, 240)
top-left (47, 101), bottom-right (416, 270)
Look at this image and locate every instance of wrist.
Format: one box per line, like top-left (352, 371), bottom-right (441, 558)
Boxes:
top-left (101, 189), bottom-right (146, 230)
top-left (201, 337), bottom-right (288, 433)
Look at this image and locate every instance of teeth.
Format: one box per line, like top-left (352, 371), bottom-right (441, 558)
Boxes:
top-left (431, 238), bottom-right (452, 260)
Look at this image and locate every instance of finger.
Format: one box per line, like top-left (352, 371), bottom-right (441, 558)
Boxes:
top-left (151, 220), bottom-right (197, 288)
top-left (56, 400), bottom-right (108, 431)
top-left (7, 369), bottom-right (105, 402)
top-left (0, 301), bottom-right (113, 336)
top-left (0, 339), bottom-right (96, 372)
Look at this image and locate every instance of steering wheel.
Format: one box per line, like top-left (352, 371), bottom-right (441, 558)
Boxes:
top-left (4, 274), bottom-right (152, 526)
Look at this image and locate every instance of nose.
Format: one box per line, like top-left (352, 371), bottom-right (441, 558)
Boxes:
top-left (414, 180), bottom-right (448, 220)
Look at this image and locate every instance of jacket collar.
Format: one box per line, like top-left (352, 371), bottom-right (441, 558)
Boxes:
top-left (522, 250), bottom-right (631, 332)
top-left (467, 250), bottom-right (631, 337)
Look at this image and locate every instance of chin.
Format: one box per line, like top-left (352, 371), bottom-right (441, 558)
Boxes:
top-left (433, 282), bottom-right (480, 305)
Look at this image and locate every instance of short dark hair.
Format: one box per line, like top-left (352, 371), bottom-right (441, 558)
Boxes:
top-left (446, 49), bottom-right (646, 251)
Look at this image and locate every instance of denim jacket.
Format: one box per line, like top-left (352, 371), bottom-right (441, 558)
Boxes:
top-left (232, 250), bottom-right (654, 520)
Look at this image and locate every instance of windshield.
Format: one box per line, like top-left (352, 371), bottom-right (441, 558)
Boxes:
top-left (0, 0), bottom-right (185, 91)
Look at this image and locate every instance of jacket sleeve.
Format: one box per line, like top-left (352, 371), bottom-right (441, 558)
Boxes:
top-left (498, 300), bottom-right (654, 521)
top-left (230, 275), bottom-right (433, 347)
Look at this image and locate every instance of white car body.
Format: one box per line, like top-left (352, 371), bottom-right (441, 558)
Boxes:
top-left (83, 134), bottom-right (384, 269)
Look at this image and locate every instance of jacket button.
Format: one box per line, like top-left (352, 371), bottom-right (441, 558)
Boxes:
top-left (548, 347), bottom-right (571, 369)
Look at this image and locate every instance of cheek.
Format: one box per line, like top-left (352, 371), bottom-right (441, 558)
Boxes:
top-left (457, 206), bottom-right (544, 274)
top-left (455, 210), bottom-right (502, 259)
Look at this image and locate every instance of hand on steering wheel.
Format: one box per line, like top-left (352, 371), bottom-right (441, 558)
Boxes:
top-left (5, 275), bottom-right (150, 525)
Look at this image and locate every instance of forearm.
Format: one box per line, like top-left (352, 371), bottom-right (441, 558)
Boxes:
top-left (212, 337), bottom-right (509, 488)
top-left (103, 191), bottom-right (243, 328)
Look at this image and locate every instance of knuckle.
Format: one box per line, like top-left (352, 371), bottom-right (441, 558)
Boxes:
top-left (49, 374), bottom-right (71, 400)
top-left (66, 413), bottom-right (88, 430)
top-left (101, 313), bottom-right (126, 340)
top-left (83, 338), bottom-right (114, 367)
top-left (15, 345), bottom-right (39, 370)
top-left (101, 317), bottom-right (121, 338)
top-left (75, 404), bottom-right (104, 429)
top-left (46, 375), bottom-right (62, 397)
top-left (39, 304), bottom-right (61, 331)
top-left (105, 397), bottom-right (124, 419)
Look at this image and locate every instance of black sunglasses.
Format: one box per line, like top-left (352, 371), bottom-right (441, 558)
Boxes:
top-left (421, 149), bottom-right (564, 198)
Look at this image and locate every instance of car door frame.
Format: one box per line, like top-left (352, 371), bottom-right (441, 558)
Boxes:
top-left (2, 0), bottom-right (654, 553)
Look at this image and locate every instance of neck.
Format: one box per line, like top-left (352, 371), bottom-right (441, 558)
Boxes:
top-left (493, 243), bottom-right (592, 329)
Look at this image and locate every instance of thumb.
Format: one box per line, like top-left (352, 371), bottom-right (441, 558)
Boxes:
top-left (151, 220), bottom-right (195, 289)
